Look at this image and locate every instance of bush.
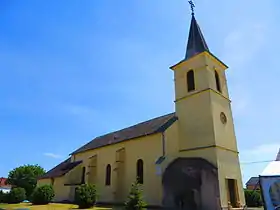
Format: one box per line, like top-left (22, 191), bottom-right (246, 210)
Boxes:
top-left (0, 190), bottom-right (8, 203)
top-left (74, 184), bottom-right (97, 209)
top-left (31, 185), bottom-right (54, 205)
top-left (244, 189), bottom-right (262, 207)
top-left (124, 179), bottom-right (147, 210)
top-left (7, 187), bottom-right (26, 204)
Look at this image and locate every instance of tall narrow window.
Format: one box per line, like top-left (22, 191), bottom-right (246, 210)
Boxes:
top-left (187, 70), bottom-right (195, 92)
top-left (105, 164), bottom-right (111, 186)
top-left (136, 159), bottom-right (144, 184)
top-left (81, 167), bottom-right (86, 184)
top-left (215, 70), bottom-right (221, 92)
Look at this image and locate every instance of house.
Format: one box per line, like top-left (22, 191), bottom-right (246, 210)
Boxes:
top-left (259, 149), bottom-right (280, 209)
top-left (246, 150), bottom-right (280, 191)
top-left (37, 7), bottom-right (246, 209)
top-left (0, 177), bottom-right (11, 193)
top-left (246, 177), bottom-right (260, 190)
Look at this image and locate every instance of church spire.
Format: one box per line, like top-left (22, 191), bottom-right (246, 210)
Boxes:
top-left (185, 2), bottom-right (210, 60)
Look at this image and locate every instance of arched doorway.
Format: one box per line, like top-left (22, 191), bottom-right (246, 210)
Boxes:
top-left (162, 158), bottom-right (221, 210)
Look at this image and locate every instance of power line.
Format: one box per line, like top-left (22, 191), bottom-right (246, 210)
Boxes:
top-left (241, 160), bottom-right (274, 165)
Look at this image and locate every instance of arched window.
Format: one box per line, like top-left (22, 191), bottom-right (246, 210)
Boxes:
top-left (136, 159), bottom-right (144, 184)
top-left (215, 70), bottom-right (221, 92)
top-left (81, 167), bottom-right (86, 184)
top-left (105, 164), bottom-right (111, 186)
top-left (187, 70), bottom-right (195, 92)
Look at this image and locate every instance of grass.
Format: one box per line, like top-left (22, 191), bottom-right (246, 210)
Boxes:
top-left (0, 203), bottom-right (113, 210)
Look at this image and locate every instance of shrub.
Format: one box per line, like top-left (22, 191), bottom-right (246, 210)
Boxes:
top-left (7, 187), bottom-right (26, 204)
top-left (244, 189), bottom-right (262, 207)
top-left (124, 179), bottom-right (147, 210)
top-left (0, 190), bottom-right (8, 203)
top-left (31, 185), bottom-right (54, 205)
top-left (74, 184), bottom-right (97, 209)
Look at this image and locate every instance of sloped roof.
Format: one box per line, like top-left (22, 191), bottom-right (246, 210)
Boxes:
top-left (39, 158), bottom-right (82, 179)
top-left (0, 177), bottom-right (7, 186)
top-left (261, 161), bottom-right (280, 176)
top-left (185, 15), bottom-right (209, 60)
top-left (246, 177), bottom-right (259, 186)
top-left (71, 113), bottom-right (177, 155)
top-left (276, 148), bottom-right (280, 161)
top-left (260, 149), bottom-right (280, 176)
top-left (0, 177), bottom-right (10, 188)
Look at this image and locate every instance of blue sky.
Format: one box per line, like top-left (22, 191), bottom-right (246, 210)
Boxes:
top-left (0, 0), bottom-right (279, 185)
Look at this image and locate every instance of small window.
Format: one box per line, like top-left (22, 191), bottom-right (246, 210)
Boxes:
top-left (187, 70), bottom-right (195, 92)
top-left (105, 164), bottom-right (111, 186)
top-left (215, 70), bottom-right (221, 92)
top-left (81, 167), bottom-right (86, 184)
top-left (136, 159), bottom-right (144, 184)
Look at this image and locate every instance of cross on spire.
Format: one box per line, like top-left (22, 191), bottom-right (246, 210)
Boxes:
top-left (188, 0), bottom-right (195, 16)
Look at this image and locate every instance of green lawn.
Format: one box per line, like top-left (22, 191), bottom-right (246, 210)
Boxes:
top-left (0, 203), bottom-right (112, 210)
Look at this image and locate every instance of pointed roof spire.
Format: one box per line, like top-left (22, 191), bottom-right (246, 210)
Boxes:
top-left (185, 2), bottom-right (210, 60)
top-left (276, 148), bottom-right (280, 161)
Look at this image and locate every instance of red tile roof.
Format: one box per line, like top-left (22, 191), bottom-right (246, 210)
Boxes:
top-left (0, 177), bottom-right (11, 188)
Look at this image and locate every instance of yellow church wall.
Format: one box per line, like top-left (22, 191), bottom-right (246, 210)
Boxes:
top-left (161, 120), bottom-right (180, 172)
top-left (173, 54), bottom-right (210, 100)
top-left (37, 178), bottom-right (51, 186)
top-left (216, 149), bottom-right (245, 207)
top-left (173, 52), bottom-right (229, 103)
top-left (176, 91), bottom-right (216, 151)
top-left (52, 177), bottom-right (71, 202)
top-left (72, 133), bottom-right (164, 205)
top-left (64, 164), bottom-right (84, 185)
top-left (204, 54), bottom-right (229, 99)
top-left (210, 91), bottom-right (238, 151)
top-left (179, 148), bottom-right (218, 166)
top-left (38, 176), bottom-right (77, 202)
top-left (37, 176), bottom-right (71, 202)
top-left (164, 120), bottom-right (179, 156)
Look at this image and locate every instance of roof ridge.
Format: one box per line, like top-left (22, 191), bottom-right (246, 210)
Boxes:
top-left (95, 112), bottom-right (175, 139)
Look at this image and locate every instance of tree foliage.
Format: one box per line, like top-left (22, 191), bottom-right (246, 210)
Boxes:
top-left (74, 184), bottom-right (97, 209)
top-left (7, 187), bottom-right (26, 204)
top-left (0, 190), bottom-right (8, 203)
top-left (31, 185), bottom-right (54, 205)
top-left (6, 164), bottom-right (45, 199)
top-left (124, 179), bottom-right (147, 210)
top-left (244, 189), bottom-right (262, 207)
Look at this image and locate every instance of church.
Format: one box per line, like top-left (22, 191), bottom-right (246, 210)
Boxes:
top-left (37, 6), bottom-right (246, 210)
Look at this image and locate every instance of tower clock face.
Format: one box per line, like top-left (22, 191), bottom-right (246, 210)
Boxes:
top-left (220, 112), bottom-right (227, 124)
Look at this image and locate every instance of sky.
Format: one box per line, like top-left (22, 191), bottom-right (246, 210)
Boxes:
top-left (0, 0), bottom-right (279, 185)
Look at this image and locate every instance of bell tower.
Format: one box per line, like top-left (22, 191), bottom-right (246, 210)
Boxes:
top-left (170, 6), bottom-right (245, 208)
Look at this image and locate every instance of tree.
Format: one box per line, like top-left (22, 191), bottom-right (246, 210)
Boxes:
top-left (0, 190), bottom-right (8, 203)
top-left (244, 189), bottom-right (262, 207)
top-left (124, 179), bottom-right (147, 210)
top-left (6, 164), bottom-right (45, 199)
top-left (7, 187), bottom-right (26, 204)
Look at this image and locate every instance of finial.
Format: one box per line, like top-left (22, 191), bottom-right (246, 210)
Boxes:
top-left (188, 0), bottom-right (195, 16)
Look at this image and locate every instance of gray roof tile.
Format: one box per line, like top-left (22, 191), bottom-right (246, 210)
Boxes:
top-left (185, 15), bottom-right (209, 60)
top-left (71, 113), bottom-right (177, 155)
top-left (39, 158), bottom-right (82, 179)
